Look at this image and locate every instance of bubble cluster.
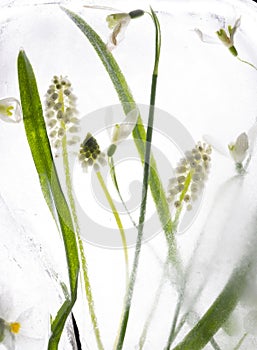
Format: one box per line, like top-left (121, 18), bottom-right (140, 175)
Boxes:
top-left (79, 133), bottom-right (107, 172)
top-left (167, 142), bottom-right (212, 211)
top-left (44, 76), bottom-right (80, 154)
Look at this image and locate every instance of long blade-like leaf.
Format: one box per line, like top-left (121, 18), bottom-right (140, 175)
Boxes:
top-left (61, 7), bottom-right (179, 263)
top-left (18, 50), bottom-right (79, 350)
top-left (172, 255), bottom-right (253, 350)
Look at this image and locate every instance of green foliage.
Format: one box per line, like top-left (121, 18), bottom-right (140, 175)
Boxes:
top-left (17, 50), bottom-right (79, 350)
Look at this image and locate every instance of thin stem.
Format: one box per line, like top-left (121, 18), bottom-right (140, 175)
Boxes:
top-left (96, 170), bottom-right (129, 285)
top-left (139, 170), bottom-right (192, 349)
top-left (108, 156), bottom-right (137, 229)
top-left (165, 294), bottom-right (184, 349)
top-left (115, 8), bottom-right (161, 350)
top-left (210, 338), bottom-right (222, 350)
top-left (233, 333), bottom-right (248, 350)
top-left (237, 56), bottom-right (257, 70)
top-left (61, 135), bottom-right (104, 350)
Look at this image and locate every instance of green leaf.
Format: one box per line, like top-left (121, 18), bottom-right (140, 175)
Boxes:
top-left (17, 50), bottom-right (79, 350)
top-left (61, 7), bottom-right (179, 264)
top-left (172, 256), bottom-right (253, 350)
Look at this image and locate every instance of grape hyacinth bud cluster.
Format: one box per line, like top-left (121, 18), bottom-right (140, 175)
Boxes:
top-left (44, 76), bottom-right (80, 154)
top-left (79, 133), bottom-right (107, 172)
top-left (167, 142), bottom-right (212, 211)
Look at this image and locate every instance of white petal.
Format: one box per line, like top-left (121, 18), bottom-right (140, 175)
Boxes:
top-left (194, 28), bottom-right (220, 44)
top-left (0, 98), bottom-right (22, 123)
top-left (229, 17), bottom-right (241, 43)
top-left (107, 17), bottom-right (131, 51)
top-left (234, 132), bottom-right (249, 156)
top-left (0, 291), bottom-right (14, 321)
top-left (15, 334), bottom-right (45, 350)
top-left (112, 108), bottom-right (138, 143)
top-left (17, 307), bottom-right (48, 339)
top-left (1, 330), bottom-right (15, 350)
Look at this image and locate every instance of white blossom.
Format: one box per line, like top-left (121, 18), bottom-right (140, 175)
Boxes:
top-left (107, 108), bottom-right (139, 157)
top-left (216, 17), bottom-right (241, 55)
top-left (204, 120), bottom-right (257, 174)
top-left (228, 132), bottom-right (249, 164)
top-left (0, 290), bottom-right (48, 350)
top-left (106, 10), bottom-right (144, 51)
top-left (111, 108), bottom-right (138, 144)
top-left (195, 17), bottom-right (241, 57)
top-left (0, 98), bottom-right (22, 123)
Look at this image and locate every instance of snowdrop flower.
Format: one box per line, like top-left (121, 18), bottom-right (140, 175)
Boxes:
top-left (79, 133), bottom-right (106, 172)
top-left (0, 291), bottom-right (47, 350)
top-left (45, 76), bottom-right (80, 155)
top-left (204, 120), bottom-right (257, 174)
top-left (0, 98), bottom-right (22, 123)
top-left (107, 108), bottom-right (139, 157)
top-left (167, 142), bottom-right (212, 212)
top-left (106, 10), bottom-right (144, 50)
top-left (216, 17), bottom-right (241, 56)
top-left (228, 132), bottom-right (248, 164)
top-left (196, 17), bottom-right (257, 69)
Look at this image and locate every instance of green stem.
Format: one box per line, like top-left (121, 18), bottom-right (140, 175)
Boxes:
top-left (237, 56), bottom-right (257, 70)
top-left (139, 169), bottom-right (192, 349)
top-left (210, 338), bottom-right (222, 350)
top-left (115, 9), bottom-right (161, 350)
top-left (108, 156), bottom-right (137, 229)
top-left (233, 333), bottom-right (248, 350)
top-left (96, 170), bottom-right (129, 285)
top-left (61, 135), bottom-right (104, 350)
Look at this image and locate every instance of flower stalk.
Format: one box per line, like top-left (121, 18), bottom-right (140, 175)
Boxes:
top-left (115, 8), bottom-right (161, 350)
top-left (45, 77), bottom-right (104, 350)
top-left (96, 170), bottom-right (129, 284)
top-left (79, 133), bottom-right (129, 286)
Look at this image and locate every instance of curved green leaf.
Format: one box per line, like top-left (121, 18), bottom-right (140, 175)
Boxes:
top-left (17, 50), bottom-right (79, 350)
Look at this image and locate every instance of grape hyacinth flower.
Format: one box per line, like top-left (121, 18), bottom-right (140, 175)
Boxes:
top-left (106, 10), bottom-right (144, 50)
top-left (78, 133), bottom-right (107, 172)
top-left (44, 76), bottom-right (80, 155)
top-left (167, 142), bottom-right (212, 213)
top-left (0, 98), bottom-right (22, 123)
